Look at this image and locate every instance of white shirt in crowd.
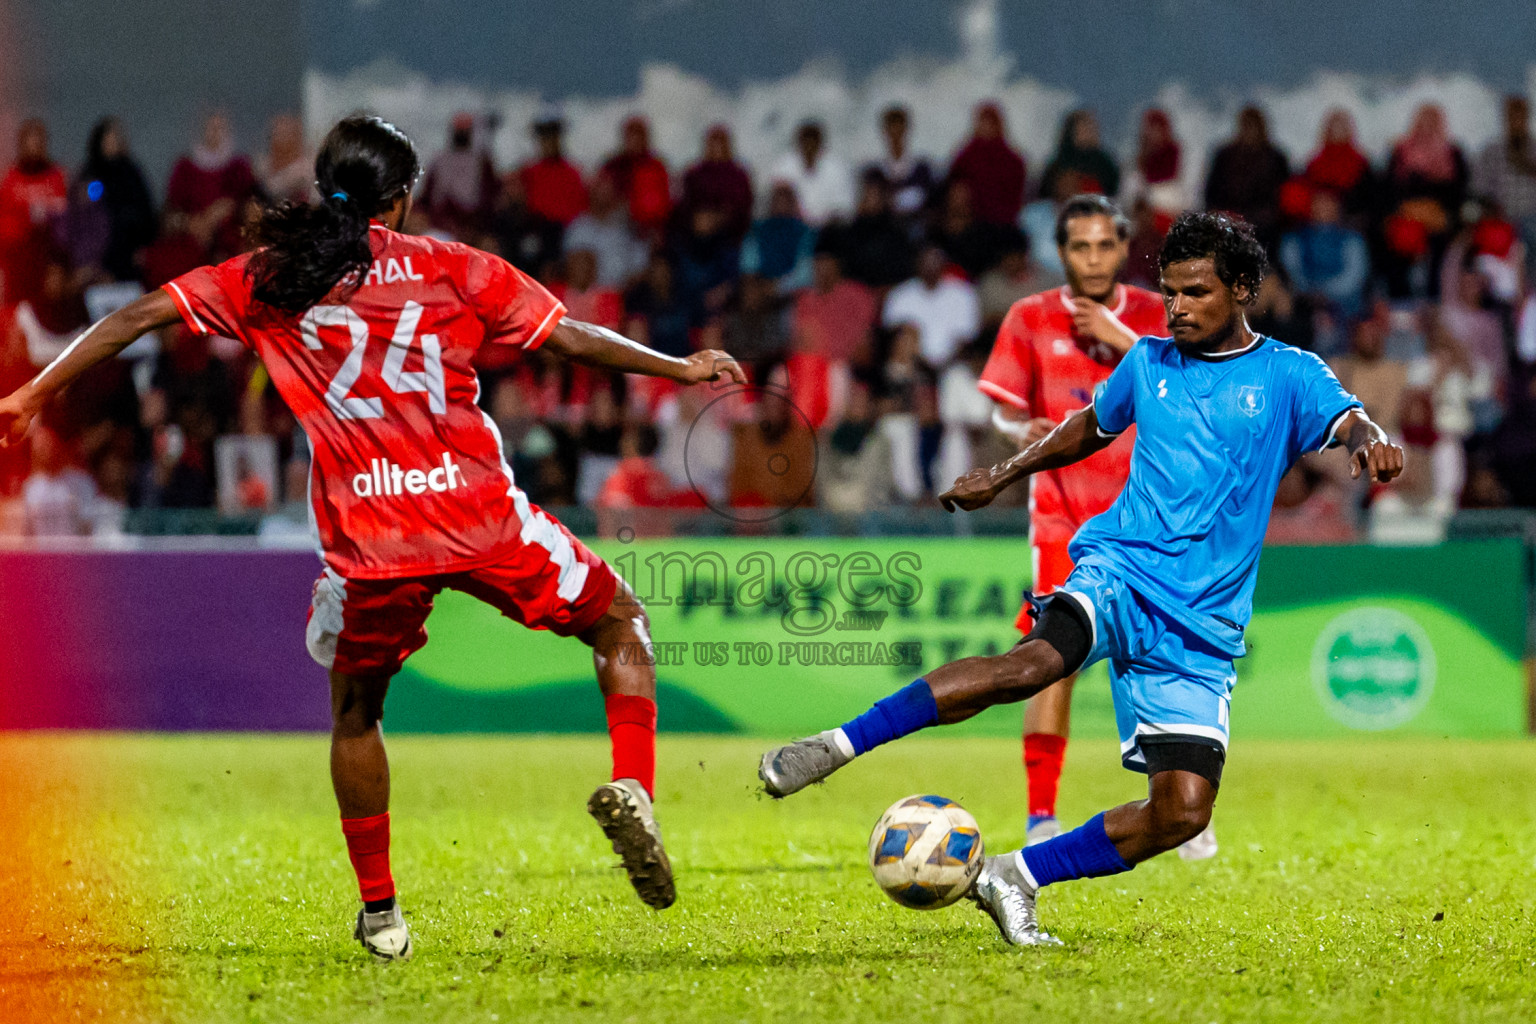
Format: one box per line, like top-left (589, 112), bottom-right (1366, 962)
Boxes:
top-left (1517, 294), bottom-right (1536, 364)
top-left (935, 361), bottom-right (995, 497)
top-left (564, 212), bottom-right (650, 287)
top-left (23, 469), bottom-right (102, 537)
top-left (770, 151), bottom-right (855, 227)
top-left (882, 276), bottom-right (981, 367)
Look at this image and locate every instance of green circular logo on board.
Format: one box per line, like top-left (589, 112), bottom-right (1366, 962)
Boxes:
top-left (1310, 607), bottom-right (1436, 731)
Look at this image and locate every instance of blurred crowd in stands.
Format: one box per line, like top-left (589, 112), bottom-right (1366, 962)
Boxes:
top-left (2, 95), bottom-right (1535, 541)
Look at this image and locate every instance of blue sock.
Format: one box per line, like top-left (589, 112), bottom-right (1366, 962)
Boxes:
top-left (837, 679), bottom-right (938, 756)
top-left (1019, 812), bottom-right (1131, 888)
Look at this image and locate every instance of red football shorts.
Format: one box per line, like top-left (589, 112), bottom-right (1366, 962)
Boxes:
top-left (1015, 539), bottom-right (1075, 634)
top-left (305, 506), bottom-right (618, 677)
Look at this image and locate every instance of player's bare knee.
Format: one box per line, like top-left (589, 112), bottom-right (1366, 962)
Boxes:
top-left (330, 673), bottom-right (388, 735)
top-left (584, 604), bottom-right (647, 653)
top-left (332, 701), bottom-right (380, 738)
top-left (580, 580), bottom-right (650, 652)
top-left (626, 597), bottom-right (651, 641)
top-left (1147, 790), bottom-right (1212, 848)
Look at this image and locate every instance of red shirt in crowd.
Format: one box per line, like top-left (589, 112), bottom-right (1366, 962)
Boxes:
top-left (977, 284), bottom-right (1168, 543)
top-left (948, 137), bottom-right (1026, 226)
top-left (596, 456), bottom-right (702, 509)
top-left (680, 158), bottom-right (754, 240)
top-left (163, 224), bottom-right (567, 579)
top-left (783, 351), bottom-right (838, 429)
top-left (0, 161), bottom-right (68, 305)
top-left (792, 280), bottom-right (876, 365)
top-left (538, 282), bottom-right (623, 410)
top-left (551, 282), bottom-right (623, 330)
top-left (0, 302), bottom-right (31, 493)
top-left (519, 157), bottom-right (588, 226)
top-left (166, 153), bottom-right (257, 216)
top-left (600, 152), bottom-right (671, 232)
top-left (1305, 141), bottom-right (1371, 195)
top-left (165, 151), bottom-right (258, 257)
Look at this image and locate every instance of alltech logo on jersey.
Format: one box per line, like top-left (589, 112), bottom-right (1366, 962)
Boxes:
top-left (352, 454), bottom-right (466, 498)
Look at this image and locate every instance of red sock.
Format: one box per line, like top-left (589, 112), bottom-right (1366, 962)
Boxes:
top-left (340, 812), bottom-right (395, 903)
top-left (605, 694), bottom-right (657, 799)
top-left (1024, 733), bottom-right (1068, 819)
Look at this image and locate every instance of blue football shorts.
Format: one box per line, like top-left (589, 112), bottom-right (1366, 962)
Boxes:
top-left (1055, 562), bottom-right (1235, 774)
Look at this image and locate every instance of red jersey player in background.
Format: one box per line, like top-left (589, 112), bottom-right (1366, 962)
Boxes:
top-left (0, 117), bottom-right (745, 961)
top-left (978, 194), bottom-right (1212, 860)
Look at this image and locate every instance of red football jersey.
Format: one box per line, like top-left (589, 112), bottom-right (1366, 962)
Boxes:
top-left (977, 284), bottom-right (1167, 544)
top-left (164, 225), bottom-right (566, 578)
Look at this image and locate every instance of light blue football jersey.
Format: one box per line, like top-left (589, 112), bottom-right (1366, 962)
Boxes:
top-left (1069, 333), bottom-right (1361, 656)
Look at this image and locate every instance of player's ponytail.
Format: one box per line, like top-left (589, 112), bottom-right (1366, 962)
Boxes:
top-left (247, 115), bottom-right (421, 313)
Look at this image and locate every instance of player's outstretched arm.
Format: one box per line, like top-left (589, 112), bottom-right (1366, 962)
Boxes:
top-left (1338, 409), bottom-right (1405, 483)
top-left (544, 317), bottom-right (746, 387)
top-left (939, 404), bottom-right (1115, 513)
top-left (0, 289), bottom-right (182, 448)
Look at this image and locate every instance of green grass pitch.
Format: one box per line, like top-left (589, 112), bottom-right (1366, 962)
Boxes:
top-left (14, 734), bottom-right (1536, 1022)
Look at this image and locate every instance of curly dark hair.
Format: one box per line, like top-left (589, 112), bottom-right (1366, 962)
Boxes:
top-left (246, 116), bottom-right (420, 313)
top-left (1157, 211), bottom-right (1268, 301)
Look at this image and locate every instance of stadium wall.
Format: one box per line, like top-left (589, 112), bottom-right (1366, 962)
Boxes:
top-left (1, 539), bottom-right (1526, 738)
top-left (8, 1), bottom-right (1534, 189)
top-left (304, 0), bottom-right (1536, 201)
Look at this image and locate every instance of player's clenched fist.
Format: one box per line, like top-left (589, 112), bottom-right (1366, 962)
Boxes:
top-left (939, 467), bottom-right (1005, 513)
top-left (0, 392), bottom-right (40, 448)
top-left (677, 350), bottom-right (747, 387)
top-left (1350, 438), bottom-right (1404, 483)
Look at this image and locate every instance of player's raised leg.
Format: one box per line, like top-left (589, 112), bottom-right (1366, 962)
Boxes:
top-left (577, 579), bottom-right (676, 910)
top-left (759, 596), bottom-right (1088, 797)
top-left (455, 517), bottom-right (676, 911)
top-left (330, 668), bottom-right (413, 961)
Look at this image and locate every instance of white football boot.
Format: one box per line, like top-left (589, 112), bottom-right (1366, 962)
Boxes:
top-left (1177, 822), bottom-right (1218, 861)
top-left (354, 904), bottom-right (412, 962)
top-left (588, 778), bottom-right (676, 909)
top-left (968, 853), bottom-right (1063, 947)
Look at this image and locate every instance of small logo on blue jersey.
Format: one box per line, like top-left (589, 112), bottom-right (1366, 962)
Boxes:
top-left (1237, 385), bottom-right (1265, 417)
top-left (1156, 378), bottom-right (1168, 398)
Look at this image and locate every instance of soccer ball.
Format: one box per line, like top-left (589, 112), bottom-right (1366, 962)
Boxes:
top-left (867, 795), bottom-right (984, 909)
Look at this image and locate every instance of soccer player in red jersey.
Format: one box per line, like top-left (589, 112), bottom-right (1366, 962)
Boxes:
top-left (975, 195), bottom-right (1216, 855)
top-left (0, 117), bottom-right (745, 961)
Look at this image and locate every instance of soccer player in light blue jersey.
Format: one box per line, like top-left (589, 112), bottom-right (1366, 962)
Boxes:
top-left (758, 212), bottom-right (1404, 945)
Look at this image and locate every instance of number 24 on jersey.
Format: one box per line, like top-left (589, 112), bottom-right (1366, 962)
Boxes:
top-left (302, 300), bottom-right (446, 420)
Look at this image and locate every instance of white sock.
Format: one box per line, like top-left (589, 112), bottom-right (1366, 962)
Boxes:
top-left (1013, 848), bottom-right (1040, 890)
top-left (829, 727), bottom-right (856, 759)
